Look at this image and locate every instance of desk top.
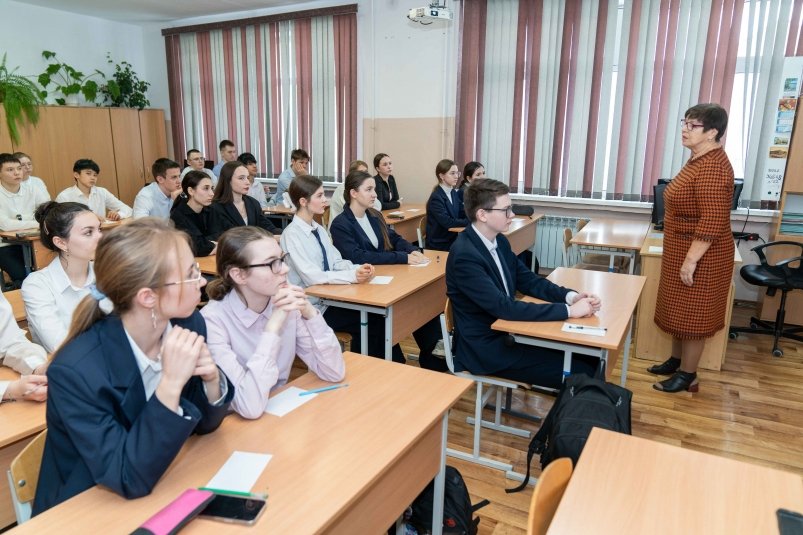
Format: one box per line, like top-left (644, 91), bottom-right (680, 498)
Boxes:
top-left (382, 204), bottom-right (427, 225)
top-left (1, 220), bottom-right (121, 243)
top-left (492, 267), bottom-right (646, 351)
top-left (450, 214), bottom-right (543, 233)
top-left (13, 353), bottom-right (472, 534)
top-left (547, 428), bottom-right (803, 534)
top-left (640, 230), bottom-right (743, 264)
top-left (570, 218), bottom-right (650, 250)
top-left (262, 205), bottom-right (295, 216)
top-left (305, 251), bottom-right (447, 307)
top-left (0, 368), bottom-right (47, 448)
top-left (4, 290), bottom-right (26, 323)
top-left (197, 255), bottom-right (217, 276)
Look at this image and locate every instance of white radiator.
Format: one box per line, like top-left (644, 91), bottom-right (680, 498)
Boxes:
top-left (535, 215), bottom-right (581, 269)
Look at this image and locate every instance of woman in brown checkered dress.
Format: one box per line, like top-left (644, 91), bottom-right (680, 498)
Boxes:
top-left (651, 103), bottom-right (735, 393)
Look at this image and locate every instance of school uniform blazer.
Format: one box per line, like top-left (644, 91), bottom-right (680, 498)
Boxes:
top-left (208, 195), bottom-right (280, 239)
top-left (425, 187), bottom-right (468, 251)
top-left (330, 205), bottom-right (416, 265)
top-left (33, 312), bottom-right (234, 516)
top-left (375, 174), bottom-right (400, 210)
top-left (445, 226), bottom-right (574, 376)
top-left (170, 202), bottom-right (218, 256)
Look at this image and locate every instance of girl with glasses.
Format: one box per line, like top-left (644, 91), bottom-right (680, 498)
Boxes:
top-left (201, 226), bottom-right (345, 419)
top-left (425, 159), bottom-right (469, 251)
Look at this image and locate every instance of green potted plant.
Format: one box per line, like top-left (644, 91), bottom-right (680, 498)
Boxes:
top-left (37, 50), bottom-right (104, 105)
top-left (0, 53), bottom-right (43, 144)
top-left (101, 54), bottom-right (150, 109)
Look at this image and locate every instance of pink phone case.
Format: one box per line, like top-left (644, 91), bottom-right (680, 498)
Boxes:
top-left (132, 489), bottom-right (214, 535)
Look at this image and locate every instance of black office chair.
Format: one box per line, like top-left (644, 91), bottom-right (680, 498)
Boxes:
top-left (729, 241), bottom-right (803, 357)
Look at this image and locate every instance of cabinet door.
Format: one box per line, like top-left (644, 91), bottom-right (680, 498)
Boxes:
top-left (139, 109), bottom-right (167, 183)
top-left (110, 108), bottom-right (145, 206)
top-left (11, 106), bottom-right (57, 197)
top-left (0, 108), bottom-right (14, 153)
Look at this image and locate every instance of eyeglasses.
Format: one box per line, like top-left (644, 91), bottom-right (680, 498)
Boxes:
top-left (245, 252), bottom-right (289, 274)
top-left (447, 171), bottom-right (462, 177)
top-left (484, 206), bottom-right (514, 217)
top-left (680, 119), bottom-right (704, 131)
top-left (163, 262), bottom-right (203, 287)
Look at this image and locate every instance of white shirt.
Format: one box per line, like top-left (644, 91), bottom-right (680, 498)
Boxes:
top-left (269, 168), bottom-right (294, 206)
top-left (0, 183), bottom-right (38, 232)
top-left (133, 182), bottom-right (173, 219)
top-left (55, 185), bottom-right (133, 220)
top-left (247, 181), bottom-right (269, 209)
top-left (328, 184), bottom-right (381, 228)
top-left (21, 257), bottom-right (95, 353)
top-left (180, 166), bottom-right (217, 187)
top-left (22, 176), bottom-right (51, 207)
top-left (0, 291), bottom-right (47, 401)
top-left (355, 213), bottom-right (379, 248)
top-left (440, 183), bottom-right (455, 203)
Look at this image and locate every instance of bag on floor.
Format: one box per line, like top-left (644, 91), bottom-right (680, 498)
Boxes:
top-left (507, 371), bottom-right (632, 493)
top-left (408, 465), bottom-right (488, 535)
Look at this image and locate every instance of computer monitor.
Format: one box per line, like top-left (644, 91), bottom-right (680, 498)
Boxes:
top-left (652, 178), bottom-right (744, 226)
top-left (732, 178), bottom-right (744, 210)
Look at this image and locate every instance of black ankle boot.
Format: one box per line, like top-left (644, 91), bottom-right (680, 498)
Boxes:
top-left (647, 356), bottom-right (681, 375)
top-left (653, 371), bottom-right (699, 393)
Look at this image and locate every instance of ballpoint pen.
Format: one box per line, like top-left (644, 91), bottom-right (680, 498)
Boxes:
top-left (299, 383), bottom-right (350, 396)
top-left (568, 325), bottom-right (607, 332)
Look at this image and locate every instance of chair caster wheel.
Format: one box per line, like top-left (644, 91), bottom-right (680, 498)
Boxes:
top-left (728, 331), bottom-right (737, 340)
top-left (773, 349), bottom-right (783, 357)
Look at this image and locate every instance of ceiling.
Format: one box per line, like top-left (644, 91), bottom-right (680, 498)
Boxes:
top-left (13, 0), bottom-right (306, 23)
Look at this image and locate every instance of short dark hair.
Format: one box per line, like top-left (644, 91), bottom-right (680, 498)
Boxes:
top-left (187, 148), bottom-right (201, 159)
top-left (73, 159), bottom-right (100, 173)
top-left (219, 139), bottom-right (235, 151)
top-left (685, 103), bottom-right (728, 142)
top-left (0, 153), bottom-right (20, 168)
top-left (35, 201), bottom-right (94, 253)
top-left (464, 178), bottom-right (509, 222)
top-left (238, 152), bottom-right (257, 166)
top-left (152, 158), bottom-right (180, 180)
top-left (213, 161), bottom-right (247, 204)
top-left (290, 149), bottom-right (309, 162)
top-left (288, 175), bottom-right (322, 209)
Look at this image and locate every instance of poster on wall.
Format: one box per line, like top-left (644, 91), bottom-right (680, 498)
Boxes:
top-left (760, 56), bottom-right (803, 209)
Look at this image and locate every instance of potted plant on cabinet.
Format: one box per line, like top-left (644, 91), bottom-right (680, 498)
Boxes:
top-left (37, 50), bottom-right (105, 105)
top-left (0, 53), bottom-right (43, 144)
top-left (101, 54), bottom-right (150, 109)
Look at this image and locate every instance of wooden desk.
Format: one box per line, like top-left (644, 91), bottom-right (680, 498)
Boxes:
top-left (262, 205), bottom-right (295, 228)
top-left (547, 428), bottom-right (803, 534)
top-left (450, 215), bottom-right (544, 271)
top-left (382, 204), bottom-right (427, 244)
top-left (635, 230), bottom-right (741, 371)
top-left (197, 255), bottom-right (217, 276)
top-left (306, 251), bottom-right (447, 360)
top-left (0, 368), bottom-right (47, 529)
top-left (4, 290), bottom-right (26, 323)
top-left (570, 218), bottom-right (650, 274)
top-left (11, 353), bottom-right (472, 535)
top-left (492, 268), bottom-right (646, 386)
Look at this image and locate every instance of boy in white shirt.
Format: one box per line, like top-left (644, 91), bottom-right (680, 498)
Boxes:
top-left (239, 152), bottom-right (270, 208)
top-left (181, 149), bottom-right (217, 185)
top-left (13, 152), bottom-right (50, 207)
top-left (0, 153), bottom-right (39, 287)
top-left (0, 289), bottom-right (48, 403)
top-left (133, 158), bottom-right (182, 219)
top-left (55, 159), bottom-right (132, 221)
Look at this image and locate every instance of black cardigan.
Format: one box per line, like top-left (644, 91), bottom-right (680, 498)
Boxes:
top-left (374, 174), bottom-right (400, 210)
top-left (170, 202), bottom-right (217, 256)
top-left (208, 195), bottom-right (280, 238)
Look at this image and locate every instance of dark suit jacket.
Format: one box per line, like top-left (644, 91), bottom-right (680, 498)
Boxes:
top-left (445, 225), bottom-right (573, 375)
top-left (170, 202), bottom-right (217, 256)
top-left (208, 195), bottom-right (280, 239)
top-left (374, 174), bottom-right (400, 210)
top-left (426, 187), bottom-right (468, 251)
top-left (33, 312), bottom-right (234, 516)
top-left (330, 205), bottom-right (416, 265)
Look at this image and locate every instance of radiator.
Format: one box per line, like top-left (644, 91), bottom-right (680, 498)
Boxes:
top-left (534, 215), bottom-right (581, 269)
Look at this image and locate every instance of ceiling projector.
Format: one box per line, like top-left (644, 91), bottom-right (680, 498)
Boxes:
top-left (408, 4), bottom-right (453, 23)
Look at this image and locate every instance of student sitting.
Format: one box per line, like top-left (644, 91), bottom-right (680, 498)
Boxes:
top-left (0, 153), bottom-right (38, 287)
top-left (14, 151), bottom-right (51, 207)
top-left (208, 161), bottom-right (280, 237)
top-left (446, 179), bottom-right (600, 389)
top-left (212, 139), bottom-right (237, 178)
top-left (328, 160), bottom-right (381, 228)
top-left (459, 161), bottom-right (485, 192)
top-left (239, 152), bottom-right (269, 208)
top-left (181, 148), bottom-right (217, 186)
top-left (426, 159), bottom-right (468, 251)
top-left (21, 202), bottom-right (101, 353)
top-left (133, 158), bottom-right (182, 219)
top-left (373, 152), bottom-right (402, 210)
top-left (55, 159), bottom-right (132, 221)
top-left (0, 290), bottom-right (48, 403)
top-left (271, 148), bottom-right (309, 207)
top-left (33, 218), bottom-right (233, 516)
top-left (201, 226), bottom-right (345, 419)
top-left (170, 171), bottom-right (218, 257)
top-left (330, 170), bottom-right (445, 370)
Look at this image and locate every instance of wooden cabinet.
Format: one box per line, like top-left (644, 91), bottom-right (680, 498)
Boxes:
top-left (110, 108), bottom-right (146, 205)
top-left (139, 109), bottom-right (167, 184)
top-left (0, 109), bottom-right (13, 153)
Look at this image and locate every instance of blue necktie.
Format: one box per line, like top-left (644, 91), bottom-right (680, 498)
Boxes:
top-left (312, 228), bottom-right (331, 271)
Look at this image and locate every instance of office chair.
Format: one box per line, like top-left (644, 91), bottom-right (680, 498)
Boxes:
top-left (729, 241), bottom-right (803, 357)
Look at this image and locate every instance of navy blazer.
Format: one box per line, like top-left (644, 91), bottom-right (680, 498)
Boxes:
top-left (425, 187), bottom-right (468, 251)
top-left (33, 311), bottom-right (234, 516)
top-left (445, 226), bottom-right (573, 375)
top-left (170, 202), bottom-right (218, 256)
top-left (330, 205), bottom-right (416, 265)
top-left (375, 174), bottom-right (400, 210)
top-left (208, 195), bottom-right (280, 239)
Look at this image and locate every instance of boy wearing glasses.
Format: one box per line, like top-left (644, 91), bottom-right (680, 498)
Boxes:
top-left (181, 149), bottom-right (218, 186)
top-left (445, 178), bottom-right (601, 388)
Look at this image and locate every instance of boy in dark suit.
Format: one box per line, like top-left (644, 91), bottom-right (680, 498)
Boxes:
top-left (445, 179), bottom-right (601, 388)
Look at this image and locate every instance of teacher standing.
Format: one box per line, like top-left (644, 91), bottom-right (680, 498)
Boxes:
top-left (650, 103), bottom-right (735, 393)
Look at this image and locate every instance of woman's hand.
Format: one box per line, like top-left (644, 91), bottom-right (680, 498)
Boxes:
top-left (2, 375), bottom-right (48, 402)
top-left (680, 258), bottom-right (697, 286)
top-left (156, 327), bottom-right (205, 412)
top-left (106, 210), bottom-right (121, 221)
top-left (356, 263), bottom-right (374, 283)
top-left (196, 345), bottom-right (222, 402)
top-left (407, 251), bottom-right (429, 265)
top-left (266, 285), bottom-right (314, 331)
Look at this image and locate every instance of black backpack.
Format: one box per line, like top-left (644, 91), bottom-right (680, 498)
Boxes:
top-left (507, 372), bottom-right (632, 493)
top-left (409, 466), bottom-right (489, 534)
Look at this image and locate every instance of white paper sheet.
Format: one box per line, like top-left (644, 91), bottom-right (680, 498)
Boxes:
top-left (648, 232), bottom-right (663, 238)
top-left (409, 261), bottom-right (431, 267)
top-left (406, 208), bottom-right (422, 212)
top-left (264, 386), bottom-right (317, 417)
top-left (205, 451), bottom-right (272, 493)
top-left (387, 211), bottom-right (404, 216)
top-left (369, 275), bottom-right (394, 284)
top-left (648, 246), bottom-right (664, 253)
top-left (561, 323), bottom-right (607, 337)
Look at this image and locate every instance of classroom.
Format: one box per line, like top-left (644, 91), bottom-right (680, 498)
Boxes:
top-left (1, 0), bottom-right (803, 533)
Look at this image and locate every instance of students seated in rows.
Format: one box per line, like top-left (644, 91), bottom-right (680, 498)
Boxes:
top-left (170, 171), bottom-right (218, 257)
top-left (280, 174), bottom-right (385, 357)
top-left (271, 148), bottom-right (309, 207)
top-left (201, 226), bottom-right (344, 419)
top-left (212, 139), bottom-right (237, 178)
top-left (328, 160), bottom-right (381, 228)
top-left (460, 161), bottom-right (484, 192)
top-left (133, 158), bottom-right (182, 219)
top-left (0, 153), bottom-right (38, 287)
top-left (209, 161), bottom-right (280, 236)
top-left (56, 159), bottom-right (132, 221)
top-left (22, 202), bottom-right (101, 353)
top-left (33, 218), bottom-right (234, 516)
top-left (239, 152), bottom-right (269, 208)
top-left (330, 170), bottom-right (445, 369)
top-left (373, 153), bottom-right (401, 210)
top-left (426, 159), bottom-right (468, 251)
top-left (14, 151), bottom-right (50, 206)
top-left (0, 290), bottom-right (48, 404)
top-left (446, 179), bottom-right (600, 388)
top-left (181, 149), bottom-right (217, 186)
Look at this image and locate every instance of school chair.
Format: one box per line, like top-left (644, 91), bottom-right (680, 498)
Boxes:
top-left (6, 430), bottom-right (47, 524)
top-left (562, 229), bottom-right (612, 272)
top-left (6, 289), bottom-right (26, 324)
top-left (417, 215), bottom-right (427, 249)
top-left (526, 457), bottom-right (573, 535)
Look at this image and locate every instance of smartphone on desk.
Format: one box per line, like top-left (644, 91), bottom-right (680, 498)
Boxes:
top-left (198, 493), bottom-right (267, 525)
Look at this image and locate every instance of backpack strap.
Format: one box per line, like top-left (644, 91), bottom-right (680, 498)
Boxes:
top-left (505, 396), bottom-right (558, 494)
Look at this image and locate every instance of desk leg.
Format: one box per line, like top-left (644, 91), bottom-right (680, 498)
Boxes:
top-left (22, 243), bottom-right (33, 274)
top-left (628, 251), bottom-right (636, 274)
top-left (562, 350), bottom-right (572, 382)
top-left (385, 307), bottom-right (394, 361)
top-left (431, 412), bottom-right (448, 535)
top-left (360, 310), bottom-right (368, 356)
top-left (620, 317), bottom-right (633, 387)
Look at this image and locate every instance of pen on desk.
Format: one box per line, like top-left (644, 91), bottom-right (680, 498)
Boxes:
top-left (198, 487), bottom-right (268, 500)
top-left (299, 383), bottom-right (350, 396)
top-left (568, 325), bottom-right (607, 332)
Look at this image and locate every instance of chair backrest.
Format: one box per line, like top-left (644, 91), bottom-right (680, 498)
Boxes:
top-left (417, 215), bottom-right (427, 248)
top-left (5, 289), bottom-right (26, 323)
top-left (576, 219), bottom-right (589, 231)
top-left (527, 457), bottom-right (573, 535)
top-left (562, 228), bottom-right (573, 267)
top-left (322, 206), bottom-right (331, 228)
top-left (8, 429), bottom-right (47, 524)
top-left (439, 298), bottom-right (458, 374)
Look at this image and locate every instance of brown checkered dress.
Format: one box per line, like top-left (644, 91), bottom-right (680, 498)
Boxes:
top-left (654, 147), bottom-right (735, 339)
